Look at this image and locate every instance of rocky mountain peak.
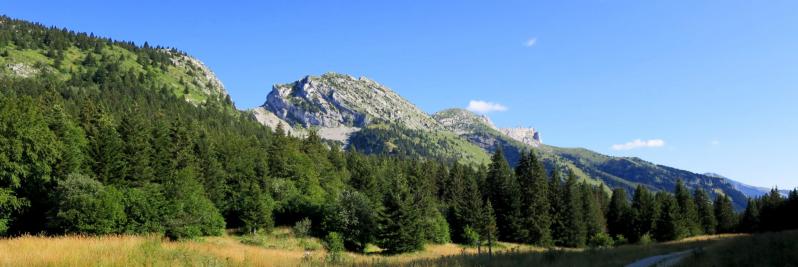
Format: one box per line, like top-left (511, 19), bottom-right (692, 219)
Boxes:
top-left (261, 72), bottom-right (442, 131)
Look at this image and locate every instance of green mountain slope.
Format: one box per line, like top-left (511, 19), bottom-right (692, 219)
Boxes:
top-left (0, 16), bottom-right (232, 109)
top-left (432, 108), bottom-right (748, 209)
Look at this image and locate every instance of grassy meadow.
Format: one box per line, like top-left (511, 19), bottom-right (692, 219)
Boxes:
top-left (0, 227), bottom-right (760, 267)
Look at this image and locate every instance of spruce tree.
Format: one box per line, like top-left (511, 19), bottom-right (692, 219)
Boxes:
top-left (480, 200), bottom-right (498, 256)
top-left (581, 183), bottom-right (606, 243)
top-left (517, 151), bottom-right (552, 246)
top-left (740, 198), bottom-right (761, 232)
top-left (674, 180), bottom-right (701, 236)
top-left (561, 171), bottom-right (586, 247)
top-left (630, 185), bottom-right (657, 242)
top-left (714, 195), bottom-right (736, 233)
top-left (548, 169), bottom-right (566, 246)
top-left (376, 172), bottom-right (424, 254)
top-left (654, 192), bottom-right (685, 241)
top-left (118, 111), bottom-right (153, 184)
top-left (485, 147), bottom-right (522, 242)
top-left (693, 189), bottom-right (717, 235)
top-left (607, 188), bottom-right (631, 239)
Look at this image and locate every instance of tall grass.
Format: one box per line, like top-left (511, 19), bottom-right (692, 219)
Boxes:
top-left (676, 230), bottom-right (798, 267)
top-left (0, 230), bottom-right (747, 267)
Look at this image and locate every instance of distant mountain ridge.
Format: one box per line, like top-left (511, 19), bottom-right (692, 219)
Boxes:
top-left (704, 173), bottom-right (789, 198)
top-left (252, 73), bottom-right (752, 209)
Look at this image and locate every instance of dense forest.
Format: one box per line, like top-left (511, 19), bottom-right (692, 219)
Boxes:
top-left (1, 15), bottom-right (798, 254)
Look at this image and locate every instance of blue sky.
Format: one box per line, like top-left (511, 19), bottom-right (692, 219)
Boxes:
top-left (3, 1), bottom-right (797, 188)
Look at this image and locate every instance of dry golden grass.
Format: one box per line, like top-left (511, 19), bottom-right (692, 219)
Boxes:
top-left (0, 229), bottom-right (749, 267)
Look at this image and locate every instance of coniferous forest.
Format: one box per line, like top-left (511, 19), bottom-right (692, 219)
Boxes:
top-left (2, 15), bottom-right (798, 258)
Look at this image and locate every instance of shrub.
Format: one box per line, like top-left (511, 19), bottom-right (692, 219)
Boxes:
top-left (325, 232), bottom-right (345, 263)
top-left (638, 233), bottom-right (653, 245)
top-left (294, 218), bottom-right (312, 237)
top-left (588, 232), bottom-right (614, 248)
top-left (52, 173), bottom-right (126, 234)
top-left (462, 226), bottom-right (480, 247)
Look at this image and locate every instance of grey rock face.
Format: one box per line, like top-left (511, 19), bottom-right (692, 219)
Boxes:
top-left (262, 72), bottom-right (442, 130)
top-left (433, 108), bottom-right (542, 147)
top-left (499, 127), bottom-right (542, 147)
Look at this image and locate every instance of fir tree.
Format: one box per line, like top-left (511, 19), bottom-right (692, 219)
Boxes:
top-left (630, 185), bottom-right (658, 242)
top-left (654, 192), bottom-right (685, 241)
top-left (740, 198), bottom-right (761, 232)
top-left (607, 188), bottom-right (631, 239)
top-left (674, 180), bottom-right (701, 236)
top-left (693, 189), bottom-right (717, 235)
top-left (561, 171), bottom-right (586, 247)
top-left (515, 151), bottom-right (552, 246)
top-left (480, 200), bottom-right (498, 257)
top-left (485, 147), bottom-right (522, 242)
top-left (714, 195), bottom-right (736, 233)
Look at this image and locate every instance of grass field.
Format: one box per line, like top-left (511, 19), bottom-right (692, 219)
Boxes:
top-left (675, 230), bottom-right (798, 267)
top-left (0, 228), bottom-right (755, 267)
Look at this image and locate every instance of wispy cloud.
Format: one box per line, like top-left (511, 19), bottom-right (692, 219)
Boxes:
top-left (466, 100), bottom-right (508, 113)
top-left (524, 38), bottom-right (537, 47)
top-left (611, 139), bottom-right (666, 151)
top-left (710, 140), bottom-right (720, 146)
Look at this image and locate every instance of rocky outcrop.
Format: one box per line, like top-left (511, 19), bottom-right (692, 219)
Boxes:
top-left (262, 72), bottom-right (442, 131)
top-left (433, 108), bottom-right (498, 135)
top-left (499, 127), bottom-right (542, 147)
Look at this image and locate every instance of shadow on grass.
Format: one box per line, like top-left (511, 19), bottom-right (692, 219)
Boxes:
top-left (354, 235), bottom-right (744, 267)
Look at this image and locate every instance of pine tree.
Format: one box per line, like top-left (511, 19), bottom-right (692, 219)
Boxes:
top-left (549, 169), bottom-right (566, 246)
top-left (714, 195), bottom-right (736, 233)
top-left (581, 183), bottom-right (606, 243)
top-left (561, 171), bottom-right (586, 247)
top-left (485, 147), bottom-right (522, 242)
top-left (376, 172), bottom-right (424, 254)
top-left (739, 198), bottom-right (760, 232)
top-left (515, 151), bottom-right (552, 246)
top-left (630, 185), bottom-right (657, 242)
top-left (88, 114), bottom-right (125, 184)
top-left (118, 111), bottom-right (153, 184)
top-left (480, 200), bottom-right (498, 257)
top-left (674, 180), bottom-right (701, 236)
top-left (654, 192), bottom-right (685, 241)
top-left (607, 188), bottom-right (631, 239)
top-left (239, 181), bottom-right (274, 234)
top-left (693, 189), bottom-right (717, 235)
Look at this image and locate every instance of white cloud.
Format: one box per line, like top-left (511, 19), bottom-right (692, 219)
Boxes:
top-left (466, 100), bottom-right (508, 113)
top-left (710, 140), bottom-right (720, 146)
top-left (524, 38), bottom-right (537, 47)
top-left (611, 139), bottom-right (666, 151)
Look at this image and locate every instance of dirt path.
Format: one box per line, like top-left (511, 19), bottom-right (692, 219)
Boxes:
top-left (625, 249), bottom-right (695, 267)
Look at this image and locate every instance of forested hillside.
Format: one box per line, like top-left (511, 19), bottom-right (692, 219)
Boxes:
top-left (2, 15), bottom-right (797, 257)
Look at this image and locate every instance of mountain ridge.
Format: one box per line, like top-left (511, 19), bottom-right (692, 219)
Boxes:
top-left (253, 73), bottom-right (752, 209)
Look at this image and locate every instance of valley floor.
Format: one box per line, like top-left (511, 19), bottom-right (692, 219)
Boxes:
top-left (0, 228), bottom-right (777, 267)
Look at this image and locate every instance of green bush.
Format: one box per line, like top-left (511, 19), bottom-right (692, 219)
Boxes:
top-left (462, 226), bottom-right (480, 247)
top-left (52, 173), bottom-right (126, 234)
top-left (588, 232), bottom-right (614, 248)
top-left (325, 232), bottom-right (345, 263)
top-left (293, 218), bottom-right (312, 237)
